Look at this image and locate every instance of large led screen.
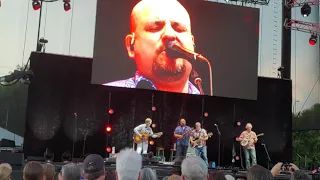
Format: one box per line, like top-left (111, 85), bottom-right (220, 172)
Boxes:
top-left (91, 0), bottom-right (259, 100)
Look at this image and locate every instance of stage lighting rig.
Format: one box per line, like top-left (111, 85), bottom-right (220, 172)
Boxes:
top-left (284, 18), bottom-right (320, 35)
top-left (63, 0), bottom-right (71, 11)
top-left (301, 3), bottom-right (311, 17)
top-left (223, 0), bottom-right (270, 5)
top-left (309, 34), bottom-right (317, 45)
top-left (284, 18), bottom-right (319, 45)
top-left (285, 0), bottom-right (320, 8)
top-left (32, 0), bottom-right (41, 10)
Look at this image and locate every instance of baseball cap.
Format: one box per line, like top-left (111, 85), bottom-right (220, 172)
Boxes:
top-left (83, 154), bottom-right (105, 173)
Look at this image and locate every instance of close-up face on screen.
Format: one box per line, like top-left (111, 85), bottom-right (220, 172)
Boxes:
top-left (91, 0), bottom-right (259, 100)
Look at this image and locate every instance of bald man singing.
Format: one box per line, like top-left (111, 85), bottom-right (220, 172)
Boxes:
top-left (104, 0), bottom-right (200, 95)
top-left (238, 123), bottom-right (258, 169)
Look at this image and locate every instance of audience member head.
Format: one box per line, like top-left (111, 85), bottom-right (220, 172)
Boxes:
top-left (140, 168), bottom-right (157, 180)
top-left (181, 156), bottom-right (208, 180)
top-left (23, 161), bottom-right (44, 180)
top-left (42, 163), bottom-right (55, 180)
top-left (247, 165), bottom-right (274, 180)
top-left (83, 154), bottom-right (105, 180)
top-left (116, 148), bottom-right (142, 180)
top-left (0, 163), bottom-right (12, 180)
top-left (168, 174), bottom-right (181, 180)
top-left (59, 163), bottom-right (81, 180)
top-left (208, 171), bottom-right (226, 180)
top-left (224, 175), bottom-right (235, 180)
top-left (291, 170), bottom-right (311, 180)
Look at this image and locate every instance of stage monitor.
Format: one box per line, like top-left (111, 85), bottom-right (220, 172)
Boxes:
top-left (91, 0), bottom-right (259, 100)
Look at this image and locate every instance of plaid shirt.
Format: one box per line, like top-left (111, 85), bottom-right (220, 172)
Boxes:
top-left (192, 129), bottom-right (208, 147)
top-left (103, 72), bottom-right (200, 95)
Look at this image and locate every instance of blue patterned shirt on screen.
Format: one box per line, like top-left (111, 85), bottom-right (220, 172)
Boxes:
top-left (103, 72), bottom-right (200, 95)
top-left (174, 126), bottom-right (191, 146)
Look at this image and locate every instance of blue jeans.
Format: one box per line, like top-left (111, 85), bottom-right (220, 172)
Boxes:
top-left (243, 148), bottom-right (257, 169)
top-left (176, 145), bottom-right (188, 158)
top-left (195, 146), bottom-right (209, 167)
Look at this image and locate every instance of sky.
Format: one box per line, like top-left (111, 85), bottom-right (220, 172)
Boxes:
top-left (0, 0), bottom-right (319, 113)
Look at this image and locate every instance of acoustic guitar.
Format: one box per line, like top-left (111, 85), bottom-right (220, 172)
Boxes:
top-left (133, 132), bottom-right (163, 143)
top-left (177, 128), bottom-right (194, 140)
top-left (190, 132), bottom-right (213, 148)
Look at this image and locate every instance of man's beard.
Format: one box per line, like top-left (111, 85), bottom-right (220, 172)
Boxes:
top-left (152, 55), bottom-right (187, 83)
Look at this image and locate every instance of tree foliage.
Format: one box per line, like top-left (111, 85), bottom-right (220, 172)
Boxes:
top-left (293, 103), bottom-right (320, 169)
top-left (0, 65), bottom-right (29, 137)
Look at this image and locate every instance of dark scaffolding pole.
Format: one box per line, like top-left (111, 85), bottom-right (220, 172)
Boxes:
top-left (281, 0), bottom-right (292, 79)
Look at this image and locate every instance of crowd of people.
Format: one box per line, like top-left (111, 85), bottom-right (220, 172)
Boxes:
top-left (0, 147), bottom-right (313, 180)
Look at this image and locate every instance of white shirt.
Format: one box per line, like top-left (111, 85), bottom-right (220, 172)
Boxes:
top-left (134, 124), bottom-right (157, 139)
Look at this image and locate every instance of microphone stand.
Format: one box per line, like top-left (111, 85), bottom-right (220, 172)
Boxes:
top-left (262, 143), bottom-right (272, 169)
top-left (215, 125), bottom-right (221, 167)
top-left (194, 55), bottom-right (213, 96)
top-left (72, 113), bottom-right (77, 159)
top-left (191, 70), bottom-right (204, 95)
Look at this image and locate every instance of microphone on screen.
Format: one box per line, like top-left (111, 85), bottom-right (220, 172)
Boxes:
top-left (166, 41), bottom-right (207, 62)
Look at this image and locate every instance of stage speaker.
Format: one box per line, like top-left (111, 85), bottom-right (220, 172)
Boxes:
top-left (27, 156), bottom-right (45, 162)
top-left (72, 158), bottom-right (84, 162)
top-left (105, 157), bottom-right (116, 165)
top-left (0, 152), bottom-right (24, 166)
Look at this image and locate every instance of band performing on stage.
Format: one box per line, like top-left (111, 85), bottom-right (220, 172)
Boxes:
top-left (133, 118), bottom-right (263, 169)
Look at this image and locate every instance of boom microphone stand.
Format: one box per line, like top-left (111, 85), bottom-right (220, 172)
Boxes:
top-left (214, 124), bottom-right (221, 167)
top-left (72, 113), bottom-right (77, 159)
top-left (262, 143), bottom-right (272, 169)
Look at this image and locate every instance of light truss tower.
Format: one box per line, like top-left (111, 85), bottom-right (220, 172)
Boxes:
top-left (212, 0), bottom-right (270, 6)
top-left (285, 0), bottom-right (320, 8)
top-left (284, 18), bottom-right (320, 35)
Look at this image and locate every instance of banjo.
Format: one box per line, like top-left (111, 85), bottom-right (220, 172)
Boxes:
top-left (240, 133), bottom-right (264, 147)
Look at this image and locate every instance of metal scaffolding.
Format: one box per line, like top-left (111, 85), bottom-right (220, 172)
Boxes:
top-left (285, 0), bottom-right (320, 8)
top-left (284, 18), bottom-right (320, 35)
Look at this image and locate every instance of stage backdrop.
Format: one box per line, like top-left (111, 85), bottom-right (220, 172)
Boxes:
top-left (91, 0), bottom-right (259, 100)
top-left (24, 52), bottom-right (291, 168)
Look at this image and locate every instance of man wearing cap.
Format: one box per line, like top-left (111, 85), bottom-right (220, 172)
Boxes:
top-left (83, 154), bottom-right (105, 180)
top-left (133, 118), bottom-right (162, 154)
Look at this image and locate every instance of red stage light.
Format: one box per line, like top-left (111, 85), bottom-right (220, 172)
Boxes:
top-left (235, 156), bottom-right (240, 160)
top-left (309, 35), bottom-right (317, 45)
top-left (151, 106), bottom-right (156, 111)
top-left (204, 112), bottom-right (208, 117)
top-left (63, 0), bottom-right (71, 11)
top-left (149, 140), bottom-right (155, 145)
top-left (108, 109), bottom-right (114, 114)
top-left (151, 123), bottom-right (156, 128)
top-left (106, 126), bottom-right (112, 132)
top-left (105, 147), bottom-right (111, 152)
top-left (236, 121), bottom-right (241, 126)
top-left (32, 0), bottom-right (41, 10)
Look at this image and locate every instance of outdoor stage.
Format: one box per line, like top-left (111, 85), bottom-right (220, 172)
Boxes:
top-left (22, 52), bottom-right (292, 169)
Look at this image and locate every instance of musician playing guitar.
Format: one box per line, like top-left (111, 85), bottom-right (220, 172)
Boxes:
top-left (133, 118), bottom-right (162, 154)
top-left (190, 122), bottom-right (209, 167)
top-left (237, 123), bottom-right (258, 169)
top-left (174, 118), bottom-right (193, 158)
